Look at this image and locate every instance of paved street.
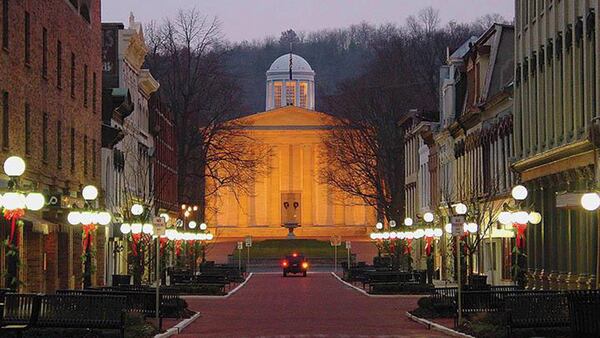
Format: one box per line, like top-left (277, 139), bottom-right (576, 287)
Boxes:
top-left (175, 273), bottom-right (448, 337)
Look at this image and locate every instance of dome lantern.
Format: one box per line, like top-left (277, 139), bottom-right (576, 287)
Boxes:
top-left (266, 54), bottom-right (315, 111)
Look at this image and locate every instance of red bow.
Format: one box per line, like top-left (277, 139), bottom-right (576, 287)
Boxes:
top-left (425, 237), bottom-right (433, 256)
top-left (404, 239), bottom-right (413, 254)
top-left (131, 233), bottom-right (142, 256)
top-left (175, 240), bottom-right (182, 256)
top-left (513, 223), bottom-right (527, 249)
top-left (82, 224), bottom-right (97, 251)
top-left (160, 237), bottom-right (168, 255)
top-left (3, 209), bottom-right (24, 245)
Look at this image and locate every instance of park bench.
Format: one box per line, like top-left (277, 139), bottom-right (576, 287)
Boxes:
top-left (36, 294), bottom-right (126, 337)
top-left (365, 271), bottom-right (417, 293)
top-left (0, 293), bottom-right (39, 336)
top-left (200, 266), bottom-right (245, 283)
top-left (192, 273), bottom-right (229, 292)
top-left (345, 266), bottom-right (375, 286)
top-left (568, 289), bottom-right (600, 337)
top-left (0, 288), bottom-right (12, 316)
top-left (56, 288), bottom-right (183, 329)
top-left (505, 292), bottom-right (569, 336)
top-left (1, 293), bottom-right (126, 338)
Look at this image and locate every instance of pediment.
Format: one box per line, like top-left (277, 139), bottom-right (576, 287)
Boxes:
top-left (234, 106), bottom-right (336, 128)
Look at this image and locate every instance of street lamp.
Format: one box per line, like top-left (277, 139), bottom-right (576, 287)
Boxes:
top-left (67, 185), bottom-right (111, 288)
top-left (1, 156), bottom-right (46, 290)
top-left (581, 192), bottom-right (600, 211)
top-left (499, 185), bottom-right (541, 286)
top-left (511, 185), bottom-right (529, 201)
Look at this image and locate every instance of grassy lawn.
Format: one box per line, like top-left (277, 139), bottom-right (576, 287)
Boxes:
top-left (234, 239), bottom-right (342, 258)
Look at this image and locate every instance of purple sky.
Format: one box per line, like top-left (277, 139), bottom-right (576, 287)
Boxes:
top-left (101, 0), bottom-right (514, 43)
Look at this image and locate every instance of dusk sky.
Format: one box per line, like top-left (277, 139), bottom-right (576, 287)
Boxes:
top-left (101, 0), bottom-right (515, 42)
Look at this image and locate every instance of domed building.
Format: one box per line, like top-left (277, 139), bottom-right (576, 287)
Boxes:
top-left (265, 54), bottom-right (315, 111)
top-left (206, 54), bottom-right (375, 239)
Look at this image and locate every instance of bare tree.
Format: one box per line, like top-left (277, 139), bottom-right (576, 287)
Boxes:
top-left (472, 13), bottom-right (510, 32)
top-left (321, 17), bottom-right (479, 223)
top-left (145, 9), bottom-right (267, 221)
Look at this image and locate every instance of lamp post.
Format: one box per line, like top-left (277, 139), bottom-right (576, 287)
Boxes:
top-left (67, 185), bottom-right (111, 288)
top-left (1, 156), bottom-right (45, 290)
top-left (179, 204), bottom-right (198, 230)
top-left (496, 185), bottom-right (541, 287)
top-left (118, 203), bottom-right (152, 285)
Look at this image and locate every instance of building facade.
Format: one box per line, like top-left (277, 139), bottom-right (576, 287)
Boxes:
top-left (207, 54), bottom-right (375, 239)
top-left (101, 14), bottom-right (159, 281)
top-left (0, 0), bottom-right (103, 291)
top-left (513, 0), bottom-right (599, 289)
top-left (149, 91), bottom-right (178, 218)
top-left (408, 26), bottom-right (517, 284)
top-left (451, 24), bottom-right (516, 284)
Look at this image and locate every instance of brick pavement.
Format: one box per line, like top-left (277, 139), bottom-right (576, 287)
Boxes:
top-left (174, 272), bottom-right (449, 337)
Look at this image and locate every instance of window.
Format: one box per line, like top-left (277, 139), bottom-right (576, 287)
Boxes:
top-left (299, 81), bottom-right (308, 108)
top-left (24, 11), bottom-right (30, 64)
top-left (92, 139), bottom-right (96, 177)
top-left (42, 28), bottom-right (48, 78)
top-left (80, 3), bottom-right (90, 23)
top-left (274, 81), bottom-right (282, 108)
top-left (83, 64), bottom-right (88, 107)
top-left (56, 40), bottom-right (62, 88)
top-left (70, 128), bottom-right (75, 172)
top-left (56, 120), bottom-right (62, 168)
top-left (24, 103), bottom-right (30, 155)
top-left (1, 91), bottom-right (7, 149)
top-left (83, 135), bottom-right (88, 175)
top-left (286, 81), bottom-right (296, 106)
top-left (70, 53), bottom-right (75, 97)
top-left (92, 72), bottom-right (96, 113)
top-left (42, 113), bottom-right (48, 162)
top-left (2, 0), bottom-right (8, 50)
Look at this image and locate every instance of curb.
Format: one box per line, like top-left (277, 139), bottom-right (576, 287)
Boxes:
top-left (182, 273), bottom-right (253, 299)
top-left (330, 272), bottom-right (424, 298)
top-left (405, 312), bottom-right (475, 338)
top-left (153, 311), bottom-right (201, 338)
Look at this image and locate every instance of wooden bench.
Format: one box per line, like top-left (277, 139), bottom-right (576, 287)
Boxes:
top-left (36, 294), bottom-right (126, 337)
top-left (0, 293), bottom-right (39, 337)
top-left (0, 293), bottom-right (126, 338)
top-left (505, 293), bottom-right (569, 336)
top-left (568, 289), bottom-right (600, 337)
top-left (365, 271), bottom-right (418, 293)
top-left (56, 289), bottom-right (183, 329)
top-left (192, 273), bottom-right (229, 292)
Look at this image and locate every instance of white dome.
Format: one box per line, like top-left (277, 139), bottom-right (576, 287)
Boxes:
top-left (265, 53), bottom-right (315, 111)
top-left (267, 54), bottom-right (314, 74)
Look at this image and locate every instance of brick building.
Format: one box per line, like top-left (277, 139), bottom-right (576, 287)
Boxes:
top-left (149, 92), bottom-right (178, 218)
top-left (0, 0), bottom-right (103, 292)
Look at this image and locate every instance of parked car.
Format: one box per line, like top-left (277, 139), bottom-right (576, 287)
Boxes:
top-left (282, 253), bottom-right (308, 277)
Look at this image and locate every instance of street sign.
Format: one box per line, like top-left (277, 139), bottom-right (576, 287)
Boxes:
top-left (237, 241), bottom-right (243, 250)
top-left (451, 215), bottom-right (465, 237)
top-left (345, 241), bottom-right (351, 249)
top-left (245, 236), bottom-right (252, 247)
top-left (330, 235), bottom-right (341, 246)
top-left (153, 217), bottom-right (166, 227)
top-left (153, 217), bottom-right (166, 236)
